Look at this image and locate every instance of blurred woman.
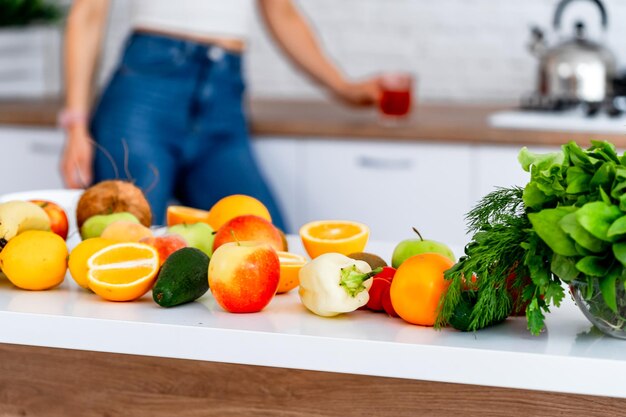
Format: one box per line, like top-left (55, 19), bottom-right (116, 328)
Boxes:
top-left (60, 0), bottom-right (379, 228)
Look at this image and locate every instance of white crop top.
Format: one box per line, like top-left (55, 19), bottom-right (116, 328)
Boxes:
top-left (130, 0), bottom-right (254, 40)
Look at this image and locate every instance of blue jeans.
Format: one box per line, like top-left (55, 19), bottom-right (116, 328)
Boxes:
top-left (90, 32), bottom-right (286, 231)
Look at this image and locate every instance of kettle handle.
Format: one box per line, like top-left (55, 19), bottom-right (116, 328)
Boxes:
top-left (553, 0), bottom-right (608, 30)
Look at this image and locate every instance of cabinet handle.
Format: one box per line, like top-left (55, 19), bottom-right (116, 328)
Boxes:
top-left (357, 156), bottom-right (413, 170)
top-left (30, 142), bottom-right (62, 155)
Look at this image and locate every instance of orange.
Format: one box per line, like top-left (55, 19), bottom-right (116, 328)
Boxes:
top-left (87, 242), bottom-right (160, 302)
top-left (68, 237), bottom-right (115, 288)
top-left (167, 205), bottom-right (211, 227)
top-left (207, 195), bottom-right (271, 229)
top-left (299, 220), bottom-right (369, 259)
top-left (276, 251), bottom-right (307, 294)
top-left (390, 253), bottom-right (454, 326)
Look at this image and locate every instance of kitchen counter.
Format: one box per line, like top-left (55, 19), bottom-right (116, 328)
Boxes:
top-left (1, 237), bottom-right (625, 395)
top-left (2, 97), bottom-right (626, 147)
top-left (3, 269), bottom-right (625, 398)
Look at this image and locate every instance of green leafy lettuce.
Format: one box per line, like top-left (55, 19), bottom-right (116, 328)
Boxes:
top-left (437, 141), bottom-right (626, 335)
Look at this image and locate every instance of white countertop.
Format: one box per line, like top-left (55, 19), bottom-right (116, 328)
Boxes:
top-left (1, 235), bottom-right (625, 399)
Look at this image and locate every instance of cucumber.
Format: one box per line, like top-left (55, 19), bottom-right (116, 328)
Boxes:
top-left (153, 247), bottom-right (209, 307)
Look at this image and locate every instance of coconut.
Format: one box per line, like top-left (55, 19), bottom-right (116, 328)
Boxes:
top-left (76, 180), bottom-right (152, 228)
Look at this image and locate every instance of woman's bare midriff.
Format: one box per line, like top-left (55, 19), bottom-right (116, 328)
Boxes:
top-left (135, 26), bottom-right (246, 52)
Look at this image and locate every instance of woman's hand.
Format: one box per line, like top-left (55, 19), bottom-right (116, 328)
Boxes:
top-left (259, 1), bottom-right (382, 108)
top-left (333, 77), bottom-right (381, 107)
top-left (61, 127), bottom-right (94, 189)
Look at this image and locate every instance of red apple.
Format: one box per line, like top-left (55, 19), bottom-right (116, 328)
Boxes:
top-left (213, 215), bottom-right (283, 253)
top-left (140, 234), bottom-right (187, 266)
top-left (29, 199), bottom-right (69, 240)
top-left (208, 241), bottom-right (280, 313)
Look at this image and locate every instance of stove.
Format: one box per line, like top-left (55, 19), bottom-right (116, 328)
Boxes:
top-left (488, 107), bottom-right (626, 134)
top-left (489, 74), bottom-right (626, 134)
top-left (520, 93), bottom-right (622, 117)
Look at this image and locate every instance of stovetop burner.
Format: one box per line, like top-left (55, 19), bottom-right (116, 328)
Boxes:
top-left (521, 93), bottom-right (623, 117)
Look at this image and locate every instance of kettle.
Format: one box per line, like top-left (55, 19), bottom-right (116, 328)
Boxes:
top-left (529, 0), bottom-right (617, 105)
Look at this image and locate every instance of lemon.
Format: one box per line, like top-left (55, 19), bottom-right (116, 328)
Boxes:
top-left (0, 230), bottom-right (68, 290)
top-left (68, 237), bottom-right (114, 288)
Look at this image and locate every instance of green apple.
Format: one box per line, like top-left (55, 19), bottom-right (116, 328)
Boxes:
top-left (80, 212), bottom-right (140, 239)
top-left (391, 228), bottom-right (455, 268)
top-left (168, 223), bottom-right (214, 257)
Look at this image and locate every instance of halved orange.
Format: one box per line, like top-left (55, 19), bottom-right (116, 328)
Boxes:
top-left (166, 205), bottom-right (211, 227)
top-left (68, 237), bottom-right (115, 288)
top-left (299, 220), bottom-right (370, 259)
top-left (87, 242), bottom-right (159, 302)
top-left (276, 251), bottom-right (307, 294)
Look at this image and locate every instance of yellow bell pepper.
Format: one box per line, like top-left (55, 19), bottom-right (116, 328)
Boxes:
top-left (298, 253), bottom-right (382, 317)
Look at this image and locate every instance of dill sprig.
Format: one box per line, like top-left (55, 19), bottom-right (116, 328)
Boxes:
top-left (436, 187), bottom-right (538, 332)
top-left (465, 186), bottom-right (525, 234)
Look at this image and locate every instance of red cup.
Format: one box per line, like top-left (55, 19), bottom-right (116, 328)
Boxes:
top-left (378, 72), bottom-right (413, 118)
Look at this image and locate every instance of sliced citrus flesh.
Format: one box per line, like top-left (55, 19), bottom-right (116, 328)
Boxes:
top-left (87, 242), bottom-right (159, 302)
top-left (207, 194), bottom-right (271, 230)
top-left (299, 220), bottom-right (369, 259)
top-left (276, 251), bottom-right (307, 294)
top-left (166, 205), bottom-right (211, 227)
top-left (88, 242), bottom-right (157, 266)
top-left (68, 237), bottom-right (115, 288)
top-left (89, 266), bottom-right (157, 285)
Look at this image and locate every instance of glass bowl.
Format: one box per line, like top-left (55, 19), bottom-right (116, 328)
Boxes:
top-left (571, 279), bottom-right (626, 339)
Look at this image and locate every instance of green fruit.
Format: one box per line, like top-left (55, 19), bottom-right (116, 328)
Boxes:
top-left (153, 247), bottom-right (210, 307)
top-left (80, 212), bottom-right (140, 239)
top-left (391, 228), bottom-right (455, 268)
top-left (347, 252), bottom-right (388, 269)
top-left (168, 223), bottom-right (214, 257)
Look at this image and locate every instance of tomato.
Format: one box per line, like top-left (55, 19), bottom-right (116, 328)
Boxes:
top-left (506, 272), bottom-right (532, 316)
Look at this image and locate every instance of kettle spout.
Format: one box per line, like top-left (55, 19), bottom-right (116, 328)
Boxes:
top-left (528, 26), bottom-right (547, 57)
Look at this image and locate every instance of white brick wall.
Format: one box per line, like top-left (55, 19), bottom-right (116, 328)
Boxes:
top-left (244, 0), bottom-right (626, 103)
top-left (4, 0), bottom-right (626, 103)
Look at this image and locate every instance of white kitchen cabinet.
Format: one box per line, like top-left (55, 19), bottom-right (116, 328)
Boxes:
top-left (473, 144), bottom-right (560, 202)
top-left (300, 139), bottom-right (475, 246)
top-left (251, 137), bottom-right (302, 233)
top-left (0, 125), bottom-right (538, 249)
top-left (0, 127), bottom-right (64, 195)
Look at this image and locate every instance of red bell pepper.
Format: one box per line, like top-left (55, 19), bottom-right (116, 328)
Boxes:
top-left (366, 267), bottom-right (396, 312)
